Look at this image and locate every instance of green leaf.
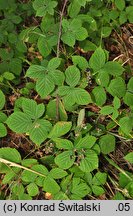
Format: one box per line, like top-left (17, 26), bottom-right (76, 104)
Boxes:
top-left (89, 47), bottom-right (106, 72)
top-left (92, 185), bottom-right (105, 196)
top-left (26, 65), bottom-right (45, 79)
top-left (6, 112), bottom-right (32, 133)
top-left (9, 58), bottom-right (22, 75)
top-left (92, 86), bottom-right (106, 106)
top-left (33, 0), bottom-right (58, 16)
top-left (43, 176), bottom-right (60, 194)
top-left (58, 86), bottom-right (72, 96)
top-left (113, 192), bottom-right (125, 200)
top-left (72, 56), bottom-right (88, 70)
top-left (79, 150), bottom-right (98, 172)
top-left (55, 151), bottom-right (75, 169)
top-left (68, 0), bottom-right (81, 18)
top-left (53, 138), bottom-right (74, 149)
top-left (32, 164), bottom-right (49, 176)
top-left (62, 93), bottom-right (75, 109)
top-left (22, 98), bottom-right (45, 119)
top-left (61, 31), bottom-right (75, 47)
top-left (74, 88), bottom-right (92, 105)
top-left (75, 134), bottom-right (96, 149)
top-left (79, 40), bottom-right (97, 52)
top-left (101, 26), bottom-right (112, 38)
top-left (75, 27), bottom-right (88, 41)
top-left (0, 123), bottom-right (7, 137)
top-left (21, 159), bottom-right (38, 167)
top-left (115, 0), bottom-right (125, 11)
top-left (54, 192), bottom-right (69, 200)
top-left (0, 147), bottom-right (21, 163)
top-left (29, 119), bottom-right (52, 145)
top-left (71, 178), bottom-right (90, 198)
top-left (65, 66), bottom-right (80, 87)
top-left (0, 163), bottom-right (10, 173)
top-left (0, 0), bottom-right (9, 9)
top-left (96, 70), bottom-right (109, 87)
top-left (27, 183), bottom-right (39, 197)
top-left (19, 193), bottom-right (32, 200)
top-left (124, 77), bottom-right (133, 107)
top-left (119, 11), bottom-right (127, 25)
top-left (12, 183), bottom-right (24, 197)
top-left (21, 170), bottom-right (38, 183)
top-left (125, 182), bottom-right (133, 197)
top-left (119, 172), bottom-right (132, 188)
top-left (36, 76), bottom-right (55, 98)
top-left (78, 0), bottom-right (92, 6)
top-left (35, 176), bottom-right (44, 187)
top-left (60, 175), bottom-right (72, 192)
top-left (92, 172), bottom-right (107, 185)
top-left (0, 112), bottom-right (7, 123)
top-left (48, 121), bottom-right (72, 139)
top-left (61, 19), bottom-right (87, 47)
top-left (49, 168), bottom-right (67, 179)
top-left (113, 96), bottom-right (121, 109)
top-left (37, 37), bottom-right (52, 57)
top-left (127, 77), bottom-right (133, 91)
top-left (107, 77), bottom-right (126, 98)
top-left (61, 87), bottom-right (91, 109)
top-left (124, 92), bottom-right (133, 107)
top-left (2, 169), bottom-right (19, 184)
top-left (103, 61), bottom-right (124, 76)
top-left (0, 90), bottom-right (5, 110)
top-left (3, 72), bottom-right (15, 80)
top-left (112, 109), bottom-right (119, 120)
top-left (48, 57), bottom-right (61, 70)
top-left (100, 106), bottom-right (114, 115)
top-left (99, 134), bottom-right (116, 154)
top-left (49, 70), bottom-right (65, 86)
top-left (126, 6), bottom-right (133, 23)
top-left (119, 117), bottom-right (133, 135)
top-left (124, 152), bottom-right (133, 164)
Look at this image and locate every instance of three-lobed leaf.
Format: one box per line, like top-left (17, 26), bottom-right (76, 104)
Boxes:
top-left (61, 18), bottom-right (88, 47)
top-left (22, 98), bottom-right (45, 119)
top-left (33, 0), bottom-right (58, 17)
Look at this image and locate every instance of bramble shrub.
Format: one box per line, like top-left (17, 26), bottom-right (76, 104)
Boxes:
top-left (0, 0), bottom-right (133, 200)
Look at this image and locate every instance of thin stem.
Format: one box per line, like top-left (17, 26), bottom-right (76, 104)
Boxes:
top-left (0, 158), bottom-right (46, 178)
top-left (57, 0), bottom-right (68, 57)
